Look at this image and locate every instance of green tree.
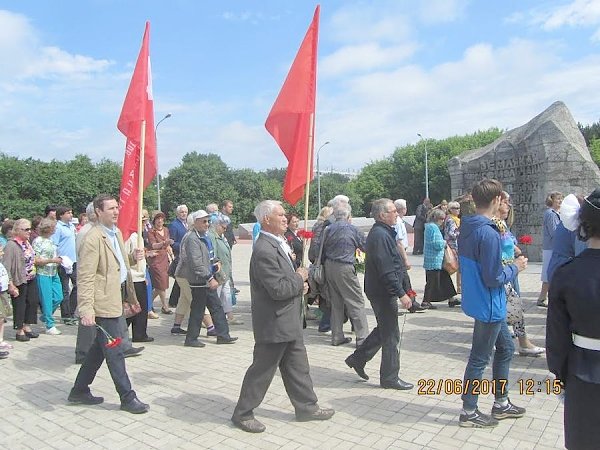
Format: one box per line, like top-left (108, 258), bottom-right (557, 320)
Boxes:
top-left (161, 152), bottom-right (236, 220)
top-left (351, 128), bottom-right (503, 214)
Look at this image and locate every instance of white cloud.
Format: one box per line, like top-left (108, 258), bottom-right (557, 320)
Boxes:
top-left (540, 0), bottom-right (600, 29)
top-left (314, 38), bottom-right (600, 171)
top-left (0, 10), bottom-right (112, 80)
top-left (509, 0), bottom-right (600, 41)
top-left (417, 0), bottom-right (469, 24)
top-left (320, 42), bottom-right (418, 77)
top-left (329, 3), bottom-right (412, 44)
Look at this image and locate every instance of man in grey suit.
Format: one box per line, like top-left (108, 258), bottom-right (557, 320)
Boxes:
top-left (231, 200), bottom-right (334, 433)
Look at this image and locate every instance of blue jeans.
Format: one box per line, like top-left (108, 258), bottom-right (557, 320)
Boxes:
top-left (462, 319), bottom-right (514, 410)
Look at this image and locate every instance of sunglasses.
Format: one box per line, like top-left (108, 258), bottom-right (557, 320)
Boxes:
top-left (18, 228), bottom-right (31, 232)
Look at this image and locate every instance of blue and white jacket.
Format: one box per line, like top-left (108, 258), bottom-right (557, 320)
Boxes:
top-left (458, 215), bottom-right (518, 323)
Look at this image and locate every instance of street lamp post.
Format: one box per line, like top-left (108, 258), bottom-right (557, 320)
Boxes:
top-left (155, 113), bottom-right (172, 212)
top-left (316, 141), bottom-right (330, 210)
top-left (417, 133), bottom-right (429, 199)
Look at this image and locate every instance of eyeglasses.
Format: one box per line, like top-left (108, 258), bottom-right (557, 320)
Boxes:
top-left (198, 219), bottom-right (209, 224)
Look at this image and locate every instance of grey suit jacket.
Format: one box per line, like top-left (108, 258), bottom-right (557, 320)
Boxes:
top-left (250, 233), bottom-right (304, 344)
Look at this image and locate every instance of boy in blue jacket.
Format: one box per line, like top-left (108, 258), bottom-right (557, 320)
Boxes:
top-left (458, 179), bottom-right (528, 428)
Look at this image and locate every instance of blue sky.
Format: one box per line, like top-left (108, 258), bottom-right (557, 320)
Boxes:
top-left (0, 0), bottom-right (599, 176)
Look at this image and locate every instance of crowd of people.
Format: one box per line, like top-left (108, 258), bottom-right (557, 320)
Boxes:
top-left (0, 199), bottom-right (243, 362)
top-left (1, 182), bottom-right (598, 449)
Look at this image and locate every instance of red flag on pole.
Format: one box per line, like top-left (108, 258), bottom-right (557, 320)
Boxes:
top-left (265, 6), bottom-right (320, 205)
top-left (117, 21), bottom-right (156, 240)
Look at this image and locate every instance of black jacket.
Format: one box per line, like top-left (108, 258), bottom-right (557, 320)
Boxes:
top-left (547, 248), bottom-right (600, 386)
top-left (364, 221), bottom-right (406, 299)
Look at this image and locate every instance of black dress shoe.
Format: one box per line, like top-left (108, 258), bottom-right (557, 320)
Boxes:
top-left (207, 328), bottom-right (217, 337)
top-left (216, 336), bottom-right (238, 344)
top-left (25, 330), bottom-right (39, 338)
top-left (123, 347), bottom-right (144, 358)
top-left (345, 355), bottom-right (369, 380)
top-left (0, 351), bottom-right (9, 359)
top-left (332, 337), bottom-right (352, 346)
top-left (408, 302), bottom-right (426, 313)
top-left (296, 407), bottom-right (335, 422)
top-left (231, 416), bottom-right (266, 433)
top-left (120, 397), bottom-right (149, 414)
top-left (448, 298), bottom-right (462, 307)
top-left (421, 301), bottom-right (438, 310)
top-left (68, 390), bottom-right (104, 405)
top-left (184, 339), bottom-right (206, 348)
top-left (132, 336), bottom-right (154, 343)
top-left (381, 379), bottom-right (414, 390)
top-left (16, 333), bottom-right (30, 342)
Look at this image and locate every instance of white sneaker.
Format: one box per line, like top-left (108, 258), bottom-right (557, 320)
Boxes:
top-left (46, 326), bottom-right (62, 335)
top-left (519, 346), bottom-right (545, 356)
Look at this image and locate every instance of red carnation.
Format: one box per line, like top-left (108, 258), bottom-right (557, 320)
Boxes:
top-left (105, 337), bottom-right (123, 349)
top-left (95, 324), bottom-right (123, 349)
top-left (407, 289), bottom-right (417, 299)
top-left (286, 234), bottom-right (294, 242)
top-left (298, 230), bottom-right (314, 239)
top-left (518, 235), bottom-right (533, 245)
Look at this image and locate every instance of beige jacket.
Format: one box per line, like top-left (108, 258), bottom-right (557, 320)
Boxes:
top-left (77, 225), bottom-right (137, 319)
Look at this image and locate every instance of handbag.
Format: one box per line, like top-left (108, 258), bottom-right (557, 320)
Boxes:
top-left (442, 246), bottom-right (459, 275)
top-left (168, 256), bottom-right (179, 278)
top-left (505, 282), bottom-right (523, 325)
top-left (123, 301), bottom-right (142, 319)
top-left (213, 267), bottom-right (227, 285)
top-left (308, 228), bottom-right (328, 293)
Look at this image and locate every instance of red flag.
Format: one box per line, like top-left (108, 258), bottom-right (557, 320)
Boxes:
top-left (265, 6), bottom-right (320, 205)
top-left (117, 21), bottom-right (156, 240)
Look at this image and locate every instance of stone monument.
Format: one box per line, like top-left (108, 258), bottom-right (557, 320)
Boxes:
top-left (448, 101), bottom-right (600, 261)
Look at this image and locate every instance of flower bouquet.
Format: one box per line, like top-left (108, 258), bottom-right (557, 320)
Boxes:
top-left (355, 249), bottom-right (366, 273)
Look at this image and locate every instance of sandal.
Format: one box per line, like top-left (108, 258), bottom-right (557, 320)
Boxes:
top-left (161, 307), bottom-right (173, 315)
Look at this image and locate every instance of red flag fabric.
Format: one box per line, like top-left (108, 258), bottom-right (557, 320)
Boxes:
top-left (265, 6), bottom-right (320, 205)
top-left (117, 21), bottom-right (156, 240)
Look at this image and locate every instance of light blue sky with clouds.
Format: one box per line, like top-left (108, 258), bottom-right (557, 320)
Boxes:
top-left (0, 0), bottom-right (599, 175)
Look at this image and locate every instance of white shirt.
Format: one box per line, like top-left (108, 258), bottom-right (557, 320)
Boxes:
top-left (395, 217), bottom-right (409, 249)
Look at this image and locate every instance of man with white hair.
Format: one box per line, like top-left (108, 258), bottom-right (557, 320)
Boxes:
top-left (232, 200), bottom-right (334, 433)
top-left (168, 204), bottom-right (189, 308)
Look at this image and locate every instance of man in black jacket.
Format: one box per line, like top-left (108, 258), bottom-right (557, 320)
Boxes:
top-left (344, 198), bottom-right (414, 390)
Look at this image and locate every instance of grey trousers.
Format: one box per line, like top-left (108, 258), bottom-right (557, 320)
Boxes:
top-left (323, 260), bottom-right (369, 346)
top-left (75, 315), bottom-right (132, 362)
top-left (232, 340), bottom-right (318, 421)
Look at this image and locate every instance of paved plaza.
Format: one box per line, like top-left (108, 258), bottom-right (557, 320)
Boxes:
top-left (1, 241), bottom-right (564, 449)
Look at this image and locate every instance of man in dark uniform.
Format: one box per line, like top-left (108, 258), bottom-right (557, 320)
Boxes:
top-left (231, 200), bottom-right (334, 433)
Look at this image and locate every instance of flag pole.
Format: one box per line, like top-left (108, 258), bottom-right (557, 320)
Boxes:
top-left (301, 112), bottom-right (315, 269)
top-left (137, 120), bottom-right (147, 272)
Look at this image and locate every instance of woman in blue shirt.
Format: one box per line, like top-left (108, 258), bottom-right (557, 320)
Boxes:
top-left (538, 191), bottom-right (563, 307)
top-left (495, 192), bottom-right (544, 356)
top-left (423, 209), bottom-right (459, 308)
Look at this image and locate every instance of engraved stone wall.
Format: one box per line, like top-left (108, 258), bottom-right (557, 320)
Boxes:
top-left (448, 101), bottom-right (600, 261)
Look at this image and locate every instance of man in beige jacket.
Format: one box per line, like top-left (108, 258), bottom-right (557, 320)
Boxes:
top-left (68, 194), bottom-right (148, 414)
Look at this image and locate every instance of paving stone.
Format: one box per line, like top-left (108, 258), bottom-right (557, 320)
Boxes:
top-left (0, 244), bottom-right (565, 449)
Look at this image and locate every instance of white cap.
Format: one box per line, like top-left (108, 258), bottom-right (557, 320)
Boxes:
top-left (190, 210), bottom-right (210, 221)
